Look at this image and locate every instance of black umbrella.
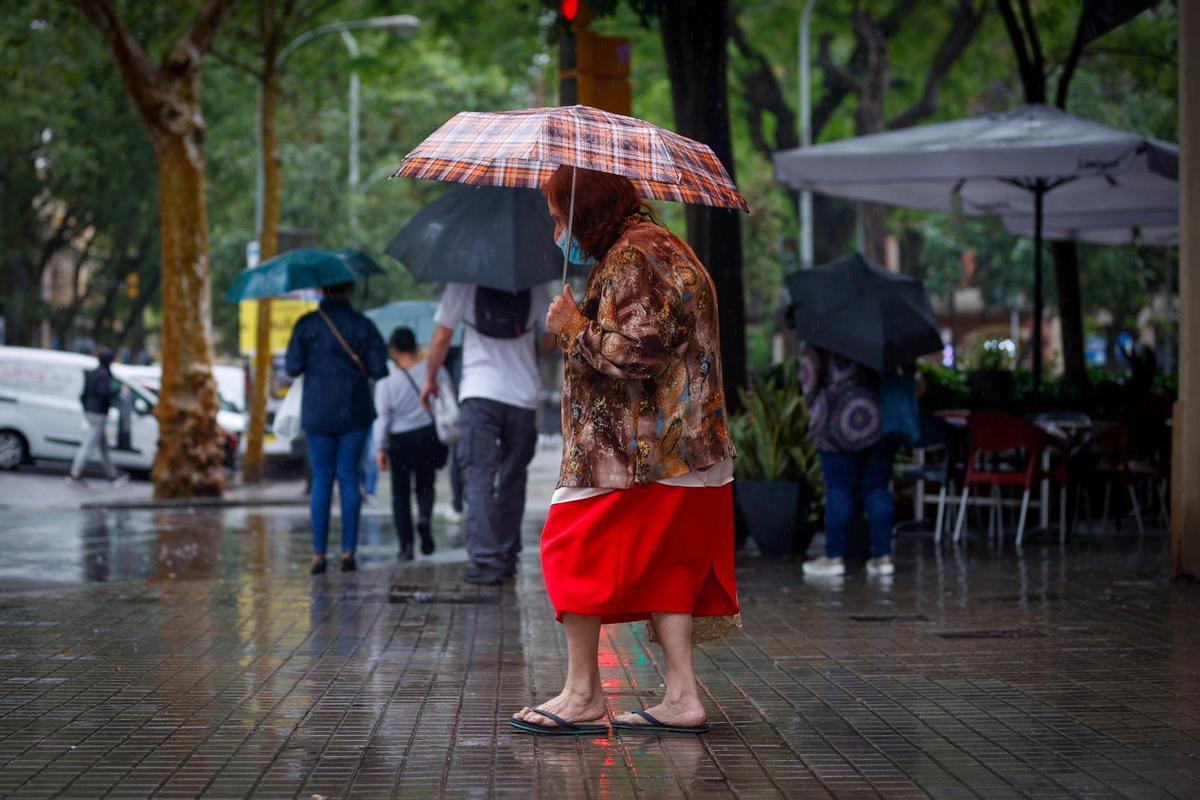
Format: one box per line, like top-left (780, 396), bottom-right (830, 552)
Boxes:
top-left (386, 185), bottom-right (567, 292)
top-left (785, 253), bottom-right (943, 373)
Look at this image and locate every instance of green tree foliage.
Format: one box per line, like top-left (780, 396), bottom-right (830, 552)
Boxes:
top-left (0, 0), bottom-right (1178, 378)
top-left (0, 1), bottom-right (160, 353)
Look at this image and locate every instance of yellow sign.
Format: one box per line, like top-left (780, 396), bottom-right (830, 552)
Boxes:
top-left (238, 299), bottom-right (318, 356)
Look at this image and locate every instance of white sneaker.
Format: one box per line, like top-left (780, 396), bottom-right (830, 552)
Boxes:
top-left (802, 556), bottom-right (845, 576)
top-left (867, 556), bottom-right (895, 576)
top-left (110, 473), bottom-right (130, 487)
top-left (445, 508), bottom-right (465, 523)
top-left (65, 475), bottom-right (88, 488)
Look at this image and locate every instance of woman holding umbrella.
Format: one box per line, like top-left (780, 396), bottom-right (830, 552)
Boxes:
top-left (391, 105), bottom-right (750, 734)
top-left (507, 166), bottom-right (740, 735)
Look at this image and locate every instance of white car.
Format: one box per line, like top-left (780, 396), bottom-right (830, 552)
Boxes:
top-left (99, 367), bottom-right (247, 466)
top-left (0, 347), bottom-right (159, 471)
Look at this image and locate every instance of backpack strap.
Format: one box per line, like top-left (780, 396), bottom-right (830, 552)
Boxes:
top-left (317, 309), bottom-right (367, 375)
top-left (399, 368), bottom-right (436, 427)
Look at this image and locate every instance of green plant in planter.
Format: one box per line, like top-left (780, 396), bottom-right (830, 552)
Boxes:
top-left (968, 339), bottom-right (1015, 371)
top-left (729, 368), bottom-right (824, 525)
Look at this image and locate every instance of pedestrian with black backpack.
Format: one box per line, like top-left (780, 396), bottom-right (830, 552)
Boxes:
top-left (67, 347), bottom-right (129, 487)
top-left (420, 282), bottom-right (555, 585)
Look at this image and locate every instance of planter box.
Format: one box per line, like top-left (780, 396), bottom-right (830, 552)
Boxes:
top-left (734, 480), bottom-right (812, 556)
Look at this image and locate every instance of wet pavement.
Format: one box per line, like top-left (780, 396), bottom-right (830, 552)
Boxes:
top-left (0, 458), bottom-right (1198, 798)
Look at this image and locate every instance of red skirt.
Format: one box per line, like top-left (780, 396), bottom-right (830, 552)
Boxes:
top-left (540, 483), bottom-right (739, 624)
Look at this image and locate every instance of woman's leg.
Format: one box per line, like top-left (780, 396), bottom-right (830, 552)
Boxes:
top-left (389, 445), bottom-right (415, 553)
top-left (415, 461), bottom-right (436, 553)
top-left (307, 433), bottom-right (337, 560)
top-left (819, 451), bottom-right (858, 559)
top-left (415, 429), bottom-right (438, 553)
top-left (614, 613), bottom-right (708, 728)
top-left (512, 613), bottom-right (606, 726)
top-left (335, 428), bottom-right (369, 558)
top-left (862, 439), bottom-right (898, 558)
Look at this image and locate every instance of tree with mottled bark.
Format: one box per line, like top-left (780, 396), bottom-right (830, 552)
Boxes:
top-left (73, 0), bottom-right (238, 498)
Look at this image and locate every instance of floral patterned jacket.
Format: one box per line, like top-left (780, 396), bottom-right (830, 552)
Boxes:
top-left (555, 217), bottom-right (736, 489)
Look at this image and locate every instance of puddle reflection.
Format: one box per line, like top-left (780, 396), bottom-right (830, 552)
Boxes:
top-left (0, 507), bottom-right (397, 589)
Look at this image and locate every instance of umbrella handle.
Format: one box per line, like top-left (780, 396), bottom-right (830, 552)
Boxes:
top-left (562, 165), bottom-right (577, 287)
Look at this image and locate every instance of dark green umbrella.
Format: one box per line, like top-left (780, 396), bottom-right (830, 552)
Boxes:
top-left (225, 249), bottom-right (386, 302)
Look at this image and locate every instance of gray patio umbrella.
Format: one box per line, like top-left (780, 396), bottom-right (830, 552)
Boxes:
top-left (386, 185), bottom-right (565, 293)
top-left (1002, 208), bottom-right (1178, 247)
top-left (773, 105), bottom-right (1179, 390)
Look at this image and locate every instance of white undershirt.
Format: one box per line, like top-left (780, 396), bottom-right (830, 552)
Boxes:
top-left (550, 459), bottom-right (735, 505)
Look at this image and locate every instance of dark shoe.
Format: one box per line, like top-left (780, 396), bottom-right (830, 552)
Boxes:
top-left (418, 521), bottom-right (435, 556)
top-left (398, 541), bottom-right (414, 561)
top-left (502, 563), bottom-right (517, 578)
top-left (463, 567), bottom-right (503, 586)
top-left (310, 558), bottom-right (327, 575)
top-left (340, 556), bottom-right (357, 572)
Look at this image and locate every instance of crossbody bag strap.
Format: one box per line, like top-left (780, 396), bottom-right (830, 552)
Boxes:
top-left (317, 309), bottom-right (367, 375)
top-left (399, 368), bottom-right (437, 426)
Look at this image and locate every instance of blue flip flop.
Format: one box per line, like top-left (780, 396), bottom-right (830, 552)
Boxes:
top-left (612, 709), bottom-right (710, 734)
top-left (509, 707), bottom-right (610, 736)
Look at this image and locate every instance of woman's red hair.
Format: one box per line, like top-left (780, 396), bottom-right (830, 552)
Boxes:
top-left (542, 166), bottom-right (655, 261)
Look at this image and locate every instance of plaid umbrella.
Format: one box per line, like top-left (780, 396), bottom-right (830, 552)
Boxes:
top-left (392, 105), bottom-right (749, 213)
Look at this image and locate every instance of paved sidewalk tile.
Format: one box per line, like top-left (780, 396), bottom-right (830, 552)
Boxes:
top-left (0, 504), bottom-right (1197, 798)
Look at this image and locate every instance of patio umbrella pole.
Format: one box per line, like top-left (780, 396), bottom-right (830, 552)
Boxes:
top-left (562, 165), bottom-right (577, 286)
top-left (1033, 182), bottom-right (1045, 398)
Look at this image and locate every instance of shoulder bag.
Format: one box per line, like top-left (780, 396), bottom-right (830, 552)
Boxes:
top-left (398, 368), bottom-right (450, 469)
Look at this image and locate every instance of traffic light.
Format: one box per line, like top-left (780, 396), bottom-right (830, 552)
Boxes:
top-left (558, 1), bottom-right (631, 116)
top-left (124, 273), bottom-right (139, 299)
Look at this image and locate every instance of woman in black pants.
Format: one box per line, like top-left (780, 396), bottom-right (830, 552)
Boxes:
top-left (373, 328), bottom-right (451, 560)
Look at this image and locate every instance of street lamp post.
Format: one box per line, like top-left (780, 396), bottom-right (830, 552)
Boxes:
top-left (254, 15), bottom-right (420, 243)
top-left (243, 14), bottom-right (419, 483)
top-left (797, 0), bottom-right (816, 270)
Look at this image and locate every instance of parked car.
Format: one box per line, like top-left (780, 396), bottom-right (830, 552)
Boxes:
top-left (0, 347), bottom-right (246, 472)
top-left (102, 366), bottom-right (246, 468)
top-left (0, 346), bottom-right (158, 472)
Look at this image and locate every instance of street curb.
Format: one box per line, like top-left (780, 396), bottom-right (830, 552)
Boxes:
top-left (81, 497), bottom-right (309, 511)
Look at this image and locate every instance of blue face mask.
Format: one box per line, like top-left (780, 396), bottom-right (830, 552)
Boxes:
top-left (556, 228), bottom-right (597, 266)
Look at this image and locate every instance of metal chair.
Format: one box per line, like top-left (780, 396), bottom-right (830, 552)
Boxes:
top-left (953, 411), bottom-right (1069, 546)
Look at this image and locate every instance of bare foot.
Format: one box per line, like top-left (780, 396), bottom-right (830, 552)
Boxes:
top-left (614, 698), bottom-right (707, 729)
top-left (512, 687), bottom-right (607, 729)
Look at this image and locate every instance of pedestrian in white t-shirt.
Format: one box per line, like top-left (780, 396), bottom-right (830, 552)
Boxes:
top-left (421, 282), bottom-right (555, 584)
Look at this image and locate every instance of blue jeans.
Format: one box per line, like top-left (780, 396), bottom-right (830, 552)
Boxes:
top-left (308, 427), bottom-right (370, 557)
top-left (361, 432), bottom-right (379, 496)
top-left (819, 439), bottom-right (897, 559)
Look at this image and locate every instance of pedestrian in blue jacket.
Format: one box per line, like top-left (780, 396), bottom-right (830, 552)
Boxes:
top-left (285, 282), bottom-right (388, 574)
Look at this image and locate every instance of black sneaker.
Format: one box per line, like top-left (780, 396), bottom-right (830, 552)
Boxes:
top-left (417, 521), bottom-right (435, 556)
top-left (310, 558), bottom-right (327, 575)
top-left (340, 556), bottom-right (357, 572)
top-left (456, 568), bottom-right (499, 587)
top-left (398, 542), bottom-right (414, 561)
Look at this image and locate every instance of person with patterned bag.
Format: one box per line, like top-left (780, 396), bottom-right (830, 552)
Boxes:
top-left (800, 345), bottom-right (897, 577)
